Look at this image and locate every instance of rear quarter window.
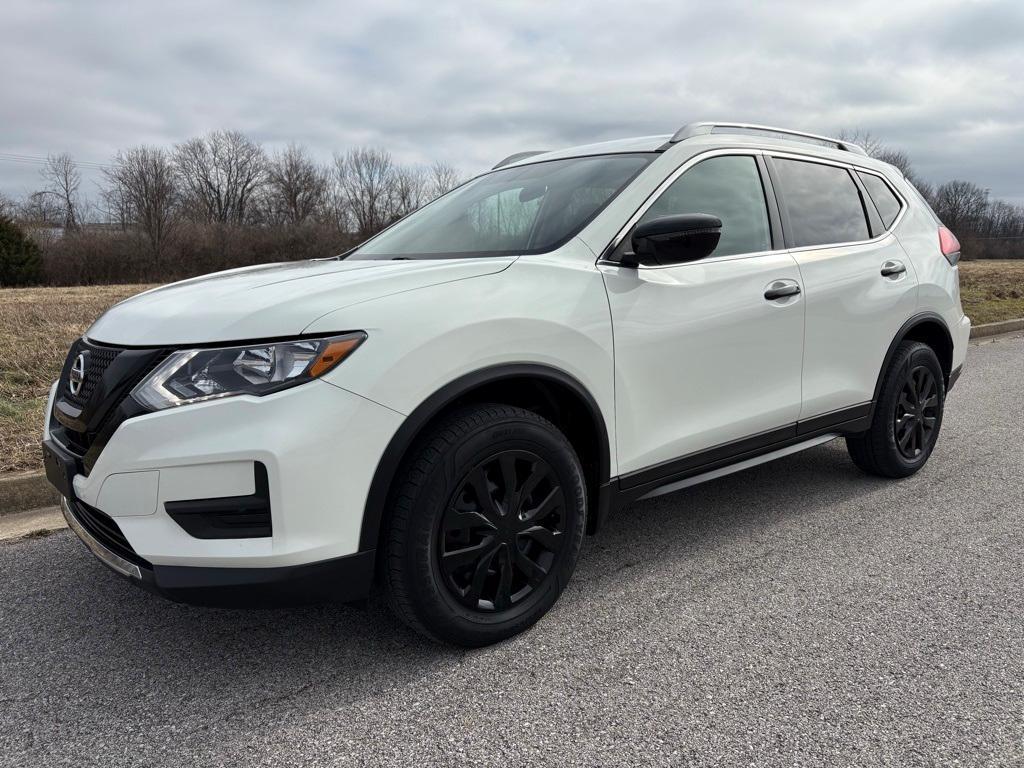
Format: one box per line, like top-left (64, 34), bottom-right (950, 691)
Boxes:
top-left (857, 171), bottom-right (904, 229)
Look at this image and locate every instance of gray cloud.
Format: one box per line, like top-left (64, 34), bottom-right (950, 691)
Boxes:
top-left (1, 0), bottom-right (1022, 204)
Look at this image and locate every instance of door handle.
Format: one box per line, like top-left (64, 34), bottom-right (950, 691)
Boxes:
top-left (764, 282), bottom-right (801, 301)
top-left (881, 260), bottom-right (906, 277)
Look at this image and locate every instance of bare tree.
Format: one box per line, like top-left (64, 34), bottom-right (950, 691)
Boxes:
top-left (265, 144), bottom-right (329, 227)
top-left (0, 192), bottom-right (17, 221)
top-left (19, 191), bottom-right (64, 227)
top-left (173, 130), bottom-right (267, 224)
top-left (104, 146), bottom-right (179, 261)
top-left (41, 152), bottom-right (82, 230)
top-left (429, 161), bottom-right (462, 200)
top-left (335, 147), bottom-right (395, 239)
top-left (100, 177), bottom-right (133, 230)
top-left (837, 128), bottom-right (886, 158)
top-left (933, 180), bottom-right (989, 236)
top-left (390, 165), bottom-right (428, 220)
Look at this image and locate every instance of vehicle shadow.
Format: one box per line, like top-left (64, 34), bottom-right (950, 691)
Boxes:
top-left (3, 439), bottom-right (897, 748)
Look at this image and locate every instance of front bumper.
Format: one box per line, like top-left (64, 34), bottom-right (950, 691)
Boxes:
top-left (44, 378), bottom-right (405, 602)
top-left (61, 497), bottom-right (376, 606)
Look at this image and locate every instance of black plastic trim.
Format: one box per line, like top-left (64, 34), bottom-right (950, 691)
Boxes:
top-left (761, 155), bottom-right (794, 249)
top-left (797, 402), bottom-right (871, 435)
top-left (138, 550), bottom-right (375, 607)
top-left (868, 312), bottom-right (953, 420)
top-left (621, 423), bottom-right (796, 492)
top-left (755, 154), bottom-right (785, 251)
top-left (948, 363), bottom-right (963, 391)
top-left (358, 363), bottom-right (611, 553)
top-left (609, 403), bottom-right (871, 511)
top-left (145, 551), bottom-right (375, 607)
top-left (165, 462), bottom-right (272, 539)
top-left (849, 168), bottom-right (885, 238)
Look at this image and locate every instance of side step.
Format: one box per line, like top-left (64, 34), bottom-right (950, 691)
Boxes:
top-left (637, 433), bottom-right (840, 501)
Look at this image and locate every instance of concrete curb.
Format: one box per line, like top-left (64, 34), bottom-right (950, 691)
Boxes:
top-left (969, 317), bottom-right (1024, 339)
top-left (0, 506), bottom-right (65, 541)
top-left (0, 316), bottom-right (1021, 518)
top-left (0, 471), bottom-right (58, 517)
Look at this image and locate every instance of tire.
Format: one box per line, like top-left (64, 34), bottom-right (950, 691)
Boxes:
top-left (846, 341), bottom-right (946, 478)
top-left (383, 404), bottom-right (587, 646)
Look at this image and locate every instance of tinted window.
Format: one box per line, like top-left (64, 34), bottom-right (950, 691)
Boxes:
top-left (773, 158), bottom-right (870, 247)
top-left (351, 154), bottom-right (652, 259)
top-left (639, 155), bottom-right (771, 257)
top-left (858, 171), bottom-right (903, 229)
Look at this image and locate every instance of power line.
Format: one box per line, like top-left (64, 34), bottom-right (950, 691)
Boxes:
top-left (0, 152), bottom-right (112, 171)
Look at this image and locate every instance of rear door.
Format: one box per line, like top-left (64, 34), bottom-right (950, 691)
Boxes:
top-left (601, 152), bottom-right (805, 477)
top-left (767, 155), bottom-right (917, 419)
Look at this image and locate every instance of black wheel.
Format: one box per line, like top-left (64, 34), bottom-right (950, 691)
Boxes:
top-left (846, 341), bottom-right (946, 478)
top-left (383, 404), bottom-right (586, 646)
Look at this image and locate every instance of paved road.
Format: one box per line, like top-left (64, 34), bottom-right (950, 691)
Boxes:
top-left (2, 335), bottom-right (1022, 767)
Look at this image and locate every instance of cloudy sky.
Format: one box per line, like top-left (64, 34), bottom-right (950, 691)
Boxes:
top-left (2, 0), bottom-right (1023, 204)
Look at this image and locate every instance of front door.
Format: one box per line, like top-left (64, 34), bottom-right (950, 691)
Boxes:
top-left (601, 153), bottom-right (805, 478)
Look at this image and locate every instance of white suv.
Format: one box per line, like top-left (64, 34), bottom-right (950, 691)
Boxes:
top-left (43, 122), bottom-right (970, 646)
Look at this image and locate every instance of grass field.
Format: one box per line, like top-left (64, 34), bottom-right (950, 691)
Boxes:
top-left (1, 260), bottom-right (1022, 476)
top-left (1, 285), bottom-right (154, 475)
top-left (958, 259), bottom-right (1024, 325)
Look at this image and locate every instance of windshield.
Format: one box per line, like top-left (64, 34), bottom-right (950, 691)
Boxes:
top-left (349, 153), bottom-right (653, 259)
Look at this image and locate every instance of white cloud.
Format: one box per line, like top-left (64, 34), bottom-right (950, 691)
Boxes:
top-left (1, 0), bottom-right (1022, 203)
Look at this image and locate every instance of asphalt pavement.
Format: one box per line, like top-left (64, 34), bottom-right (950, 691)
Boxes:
top-left (2, 333), bottom-right (1022, 767)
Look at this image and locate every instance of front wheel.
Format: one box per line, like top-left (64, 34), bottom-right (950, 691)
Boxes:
top-left (383, 404), bottom-right (586, 646)
top-left (846, 341), bottom-right (946, 478)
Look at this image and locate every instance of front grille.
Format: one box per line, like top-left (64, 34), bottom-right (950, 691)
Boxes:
top-left (64, 343), bottom-right (120, 407)
top-left (51, 339), bottom-right (168, 475)
top-left (68, 500), bottom-right (150, 568)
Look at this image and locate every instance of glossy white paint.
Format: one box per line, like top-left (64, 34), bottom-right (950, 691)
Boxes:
top-left (310, 240), bottom-right (619, 474)
top-left (886, 169), bottom-right (971, 373)
top-left (601, 252), bottom-right (804, 474)
top-left (49, 128), bottom-right (971, 574)
top-left (86, 257), bottom-right (515, 346)
top-left (69, 380), bottom-right (404, 567)
top-left (792, 234), bottom-right (920, 417)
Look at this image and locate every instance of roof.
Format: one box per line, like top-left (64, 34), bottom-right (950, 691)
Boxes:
top-left (493, 122), bottom-right (880, 172)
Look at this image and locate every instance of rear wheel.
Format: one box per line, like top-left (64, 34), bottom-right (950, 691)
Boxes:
top-left (846, 341), bottom-right (945, 478)
top-left (383, 404), bottom-right (586, 646)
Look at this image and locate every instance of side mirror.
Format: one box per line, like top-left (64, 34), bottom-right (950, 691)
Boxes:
top-left (625, 214), bottom-right (722, 267)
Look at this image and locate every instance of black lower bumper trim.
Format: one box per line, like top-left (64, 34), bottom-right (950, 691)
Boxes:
top-left (136, 550), bottom-right (376, 607)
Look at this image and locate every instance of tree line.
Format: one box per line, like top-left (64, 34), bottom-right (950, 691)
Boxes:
top-left (1, 128), bottom-right (1023, 287)
top-left (839, 129), bottom-right (1024, 259)
top-left (0, 131), bottom-right (463, 285)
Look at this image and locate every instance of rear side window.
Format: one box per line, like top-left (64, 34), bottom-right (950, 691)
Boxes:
top-left (857, 171), bottom-right (903, 229)
top-left (773, 158), bottom-right (870, 247)
top-left (639, 155), bottom-right (771, 257)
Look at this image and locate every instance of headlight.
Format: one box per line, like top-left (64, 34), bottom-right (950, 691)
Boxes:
top-left (131, 332), bottom-right (366, 411)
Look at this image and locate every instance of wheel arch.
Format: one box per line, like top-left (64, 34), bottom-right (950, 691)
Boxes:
top-left (358, 364), bottom-right (612, 556)
top-left (871, 312), bottom-right (954, 412)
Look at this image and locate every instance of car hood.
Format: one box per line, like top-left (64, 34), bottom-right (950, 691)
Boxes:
top-left (86, 257), bottom-right (516, 346)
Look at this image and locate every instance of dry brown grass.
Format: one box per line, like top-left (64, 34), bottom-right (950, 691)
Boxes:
top-left (1, 265), bottom-right (1022, 475)
top-left (958, 260), bottom-right (1024, 326)
top-left (1, 284), bottom-right (154, 474)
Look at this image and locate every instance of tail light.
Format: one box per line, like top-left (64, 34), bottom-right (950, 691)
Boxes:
top-left (938, 226), bottom-right (961, 266)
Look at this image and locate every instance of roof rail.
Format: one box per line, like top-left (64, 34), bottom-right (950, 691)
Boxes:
top-left (669, 122), bottom-right (868, 156)
top-left (492, 151), bottom-right (548, 170)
